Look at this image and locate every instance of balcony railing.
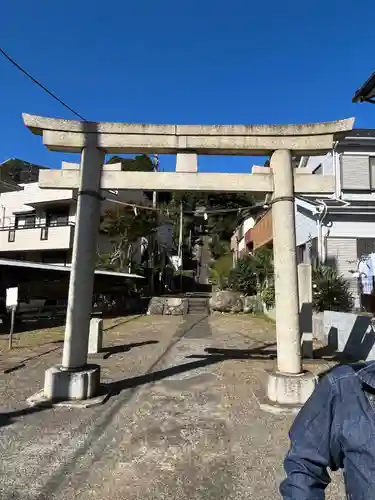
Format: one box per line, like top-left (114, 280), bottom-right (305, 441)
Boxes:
top-left (244, 209), bottom-right (273, 250)
top-left (0, 222), bottom-right (75, 251)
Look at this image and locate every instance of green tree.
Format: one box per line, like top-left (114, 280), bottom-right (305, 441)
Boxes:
top-left (98, 205), bottom-right (158, 272)
top-left (251, 247), bottom-right (273, 288)
top-left (209, 235), bottom-right (231, 260)
top-left (106, 154), bottom-right (154, 171)
top-left (205, 193), bottom-right (254, 241)
top-left (211, 253), bottom-right (233, 289)
top-left (228, 255), bottom-right (257, 296)
top-left (171, 191), bottom-right (255, 261)
top-left (228, 248), bottom-right (274, 296)
top-left (98, 153), bottom-right (167, 273)
top-left (312, 264), bottom-right (353, 312)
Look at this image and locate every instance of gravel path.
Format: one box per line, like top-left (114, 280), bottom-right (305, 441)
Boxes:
top-left (0, 314), bottom-right (345, 499)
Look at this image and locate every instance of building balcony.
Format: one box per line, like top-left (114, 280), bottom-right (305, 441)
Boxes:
top-left (0, 222), bottom-right (75, 252)
top-left (245, 209), bottom-right (273, 250)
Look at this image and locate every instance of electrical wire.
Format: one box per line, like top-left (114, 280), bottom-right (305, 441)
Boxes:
top-left (0, 47), bottom-right (87, 122)
top-left (105, 197), bottom-right (261, 216)
top-left (0, 47), bottom-right (269, 225)
top-left (106, 198), bottom-right (160, 211)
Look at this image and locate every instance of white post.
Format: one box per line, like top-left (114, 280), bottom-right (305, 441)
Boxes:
top-left (62, 145), bottom-right (105, 369)
top-left (178, 202), bottom-right (183, 290)
top-left (298, 263), bottom-right (313, 358)
top-left (88, 317), bottom-right (103, 354)
top-left (271, 149), bottom-right (302, 374)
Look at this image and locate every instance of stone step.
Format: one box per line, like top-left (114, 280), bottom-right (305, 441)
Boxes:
top-left (187, 298), bottom-right (210, 314)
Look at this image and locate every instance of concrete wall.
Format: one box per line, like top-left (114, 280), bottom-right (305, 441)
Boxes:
top-left (295, 204), bottom-right (317, 246)
top-left (0, 225), bottom-right (74, 252)
top-left (237, 237), bottom-right (247, 254)
top-left (321, 311), bottom-right (375, 361)
top-left (243, 217), bottom-right (256, 234)
top-left (322, 154), bottom-right (334, 175)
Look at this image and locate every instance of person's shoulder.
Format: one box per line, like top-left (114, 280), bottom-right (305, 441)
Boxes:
top-left (318, 362), bottom-right (366, 386)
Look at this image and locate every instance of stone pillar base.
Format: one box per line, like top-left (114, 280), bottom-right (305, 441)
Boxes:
top-left (257, 370), bottom-right (317, 414)
top-left (44, 364), bottom-right (101, 401)
top-left (267, 370), bottom-right (316, 406)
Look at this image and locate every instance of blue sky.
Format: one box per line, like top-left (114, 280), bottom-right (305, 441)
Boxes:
top-left (1, 0), bottom-right (374, 173)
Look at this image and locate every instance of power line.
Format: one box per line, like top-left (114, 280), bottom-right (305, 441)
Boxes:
top-left (106, 198), bottom-right (160, 212)
top-left (106, 197), bottom-right (264, 217)
top-left (0, 47), bottom-right (87, 122)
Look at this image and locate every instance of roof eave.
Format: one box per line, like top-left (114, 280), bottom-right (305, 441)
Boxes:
top-left (352, 72), bottom-right (375, 103)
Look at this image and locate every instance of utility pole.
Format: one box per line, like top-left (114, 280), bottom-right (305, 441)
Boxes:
top-left (178, 202), bottom-right (183, 291)
top-left (149, 154), bottom-right (159, 294)
top-left (152, 154), bottom-right (159, 208)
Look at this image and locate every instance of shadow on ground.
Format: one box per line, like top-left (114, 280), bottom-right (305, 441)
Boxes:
top-left (102, 340), bottom-right (159, 359)
top-left (103, 315), bottom-right (143, 332)
top-left (0, 402), bottom-right (53, 429)
top-left (2, 340), bottom-right (64, 374)
top-left (313, 344), bottom-right (360, 363)
top-left (104, 342), bottom-right (277, 397)
top-left (0, 324), bottom-right (348, 431)
top-left (0, 313), bottom-right (143, 336)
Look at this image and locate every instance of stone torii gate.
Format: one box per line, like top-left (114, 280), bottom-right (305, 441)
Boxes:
top-left (22, 114), bottom-right (354, 407)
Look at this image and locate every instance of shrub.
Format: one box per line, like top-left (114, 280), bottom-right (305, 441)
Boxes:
top-left (312, 264), bottom-right (353, 312)
top-left (210, 253), bottom-right (233, 289)
top-left (209, 236), bottom-right (231, 260)
top-left (251, 247), bottom-right (273, 288)
top-left (261, 282), bottom-right (275, 309)
top-left (228, 249), bottom-right (274, 296)
top-left (228, 255), bottom-right (257, 295)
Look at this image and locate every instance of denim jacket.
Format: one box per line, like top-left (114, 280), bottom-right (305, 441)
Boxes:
top-left (280, 362), bottom-right (375, 500)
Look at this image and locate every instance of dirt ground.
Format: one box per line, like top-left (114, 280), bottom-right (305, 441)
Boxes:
top-left (0, 313), bottom-right (345, 499)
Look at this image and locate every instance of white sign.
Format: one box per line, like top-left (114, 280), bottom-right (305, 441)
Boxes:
top-left (170, 256), bottom-right (182, 271)
top-left (6, 287), bottom-right (18, 308)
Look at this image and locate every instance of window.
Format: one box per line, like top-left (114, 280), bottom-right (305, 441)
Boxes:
top-left (341, 155), bottom-right (370, 190)
top-left (297, 244), bottom-right (305, 265)
top-left (40, 227), bottom-right (49, 240)
top-left (8, 229), bottom-right (15, 243)
top-left (46, 208), bottom-right (69, 227)
top-left (15, 214), bottom-right (36, 229)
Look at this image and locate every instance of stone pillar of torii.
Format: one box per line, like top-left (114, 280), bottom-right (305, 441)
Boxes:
top-left (22, 114), bottom-right (354, 408)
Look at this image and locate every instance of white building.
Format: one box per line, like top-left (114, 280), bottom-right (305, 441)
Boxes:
top-left (295, 131), bottom-right (375, 265)
top-left (233, 129), bottom-right (375, 308)
top-left (0, 161), bottom-right (173, 268)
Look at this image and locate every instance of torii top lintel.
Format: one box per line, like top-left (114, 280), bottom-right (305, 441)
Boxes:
top-left (22, 114), bottom-right (355, 156)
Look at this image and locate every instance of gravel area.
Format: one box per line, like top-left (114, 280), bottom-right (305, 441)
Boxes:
top-left (0, 313), bottom-right (345, 499)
